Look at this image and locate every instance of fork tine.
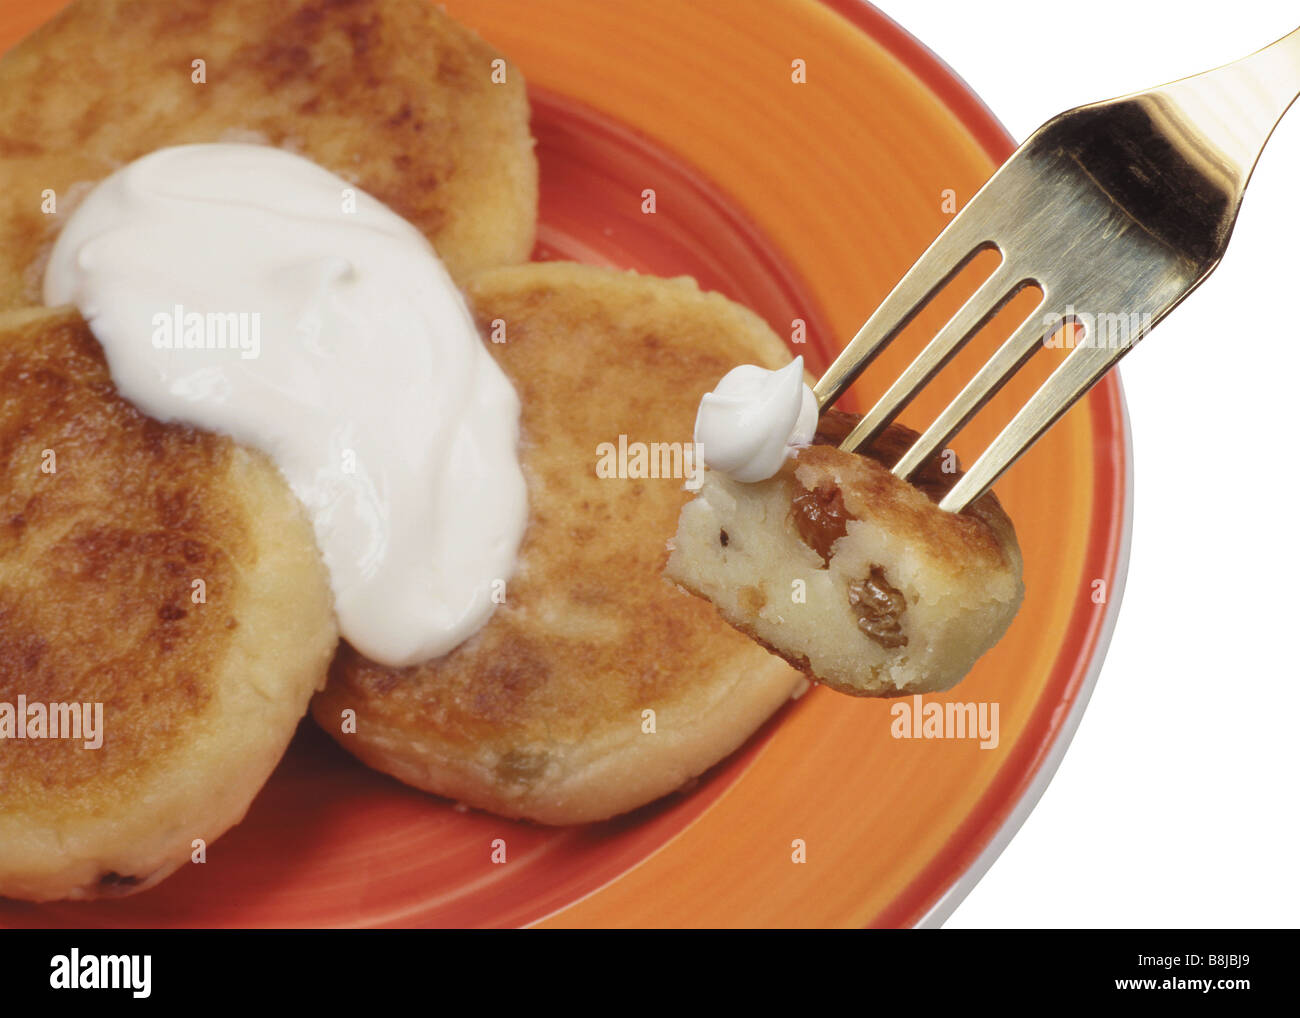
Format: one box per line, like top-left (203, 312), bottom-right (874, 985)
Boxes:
top-left (838, 262), bottom-right (1028, 455)
top-left (812, 217), bottom-right (993, 411)
top-left (819, 27), bottom-right (1300, 514)
top-left (890, 288), bottom-right (1050, 480)
top-left (937, 332), bottom-right (1141, 513)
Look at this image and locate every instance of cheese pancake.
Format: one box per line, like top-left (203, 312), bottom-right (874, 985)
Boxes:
top-left (313, 263), bottom-right (806, 825)
top-left (0, 0), bottom-right (537, 308)
top-left (0, 306), bottom-right (338, 901)
top-left (666, 410), bottom-right (1024, 697)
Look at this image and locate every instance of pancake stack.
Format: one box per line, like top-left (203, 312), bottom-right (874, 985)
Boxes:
top-left (0, 0), bottom-right (541, 901)
top-left (0, 0), bottom-right (817, 899)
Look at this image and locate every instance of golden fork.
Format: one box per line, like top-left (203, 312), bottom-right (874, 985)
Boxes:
top-left (814, 25), bottom-right (1300, 511)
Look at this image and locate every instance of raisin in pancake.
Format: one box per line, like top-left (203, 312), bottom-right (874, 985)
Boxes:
top-left (313, 262), bottom-right (805, 825)
top-left (0, 0), bottom-right (536, 308)
top-left (666, 410), bottom-right (1024, 697)
top-left (0, 306), bottom-right (338, 901)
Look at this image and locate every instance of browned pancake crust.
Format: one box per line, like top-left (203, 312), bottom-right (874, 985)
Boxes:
top-left (314, 262), bottom-right (804, 823)
top-left (0, 306), bottom-right (337, 899)
top-left (0, 310), bottom-right (245, 809)
top-left (0, 0), bottom-right (537, 306)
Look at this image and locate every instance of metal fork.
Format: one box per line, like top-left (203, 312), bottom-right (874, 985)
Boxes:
top-left (813, 25), bottom-right (1300, 512)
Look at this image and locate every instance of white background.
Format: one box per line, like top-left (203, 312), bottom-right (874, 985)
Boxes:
top-left (877, 0), bottom-right (1300, 928)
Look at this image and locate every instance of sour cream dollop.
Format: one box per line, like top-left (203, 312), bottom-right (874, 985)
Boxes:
top-left (43, 143), bottom-right (527, 668)
top-left (694, 358), bottom-right (819, 482)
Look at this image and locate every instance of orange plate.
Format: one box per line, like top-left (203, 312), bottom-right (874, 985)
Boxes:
top-left (0, 0), bottom-right (1129, 928)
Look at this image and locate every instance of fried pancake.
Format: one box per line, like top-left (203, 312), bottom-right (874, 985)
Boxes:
top-left (0, 0), bottom-right (536, 307)
top-left (0, 306), bottom-right (338, 901)
top-left (313, 262), bottom-right (806, 825)
top-left (666, 410), bottom-right (1024, 697)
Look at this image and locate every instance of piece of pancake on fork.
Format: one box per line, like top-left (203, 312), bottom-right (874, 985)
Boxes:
top-left (313, 262), bottom-right (807, 825)
top-left (666, 410), bottom-right (1025, 698)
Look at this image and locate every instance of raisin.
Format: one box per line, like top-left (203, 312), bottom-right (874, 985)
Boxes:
top-left (495, 749), bottom-right (547, 785)
top-left (789, 482), bottom-right (854, 566)
top-left (98, 871), bottom-right (141, 890)
top-left (848, 566), bottom-right (908, 649)
top-left (719, 529), bottom-right (729, 547)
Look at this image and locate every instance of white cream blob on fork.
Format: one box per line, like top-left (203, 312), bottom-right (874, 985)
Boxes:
top-left (43, 143), bottom-right (527, 668)
top-left (694, 357), bottom-right (818, 482)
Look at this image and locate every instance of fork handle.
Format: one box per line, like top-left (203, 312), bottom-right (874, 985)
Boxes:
top-left (1236, 25), bottom-right (1300, 112)
top-left (1160, 25), bottom-right (1300, 179)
